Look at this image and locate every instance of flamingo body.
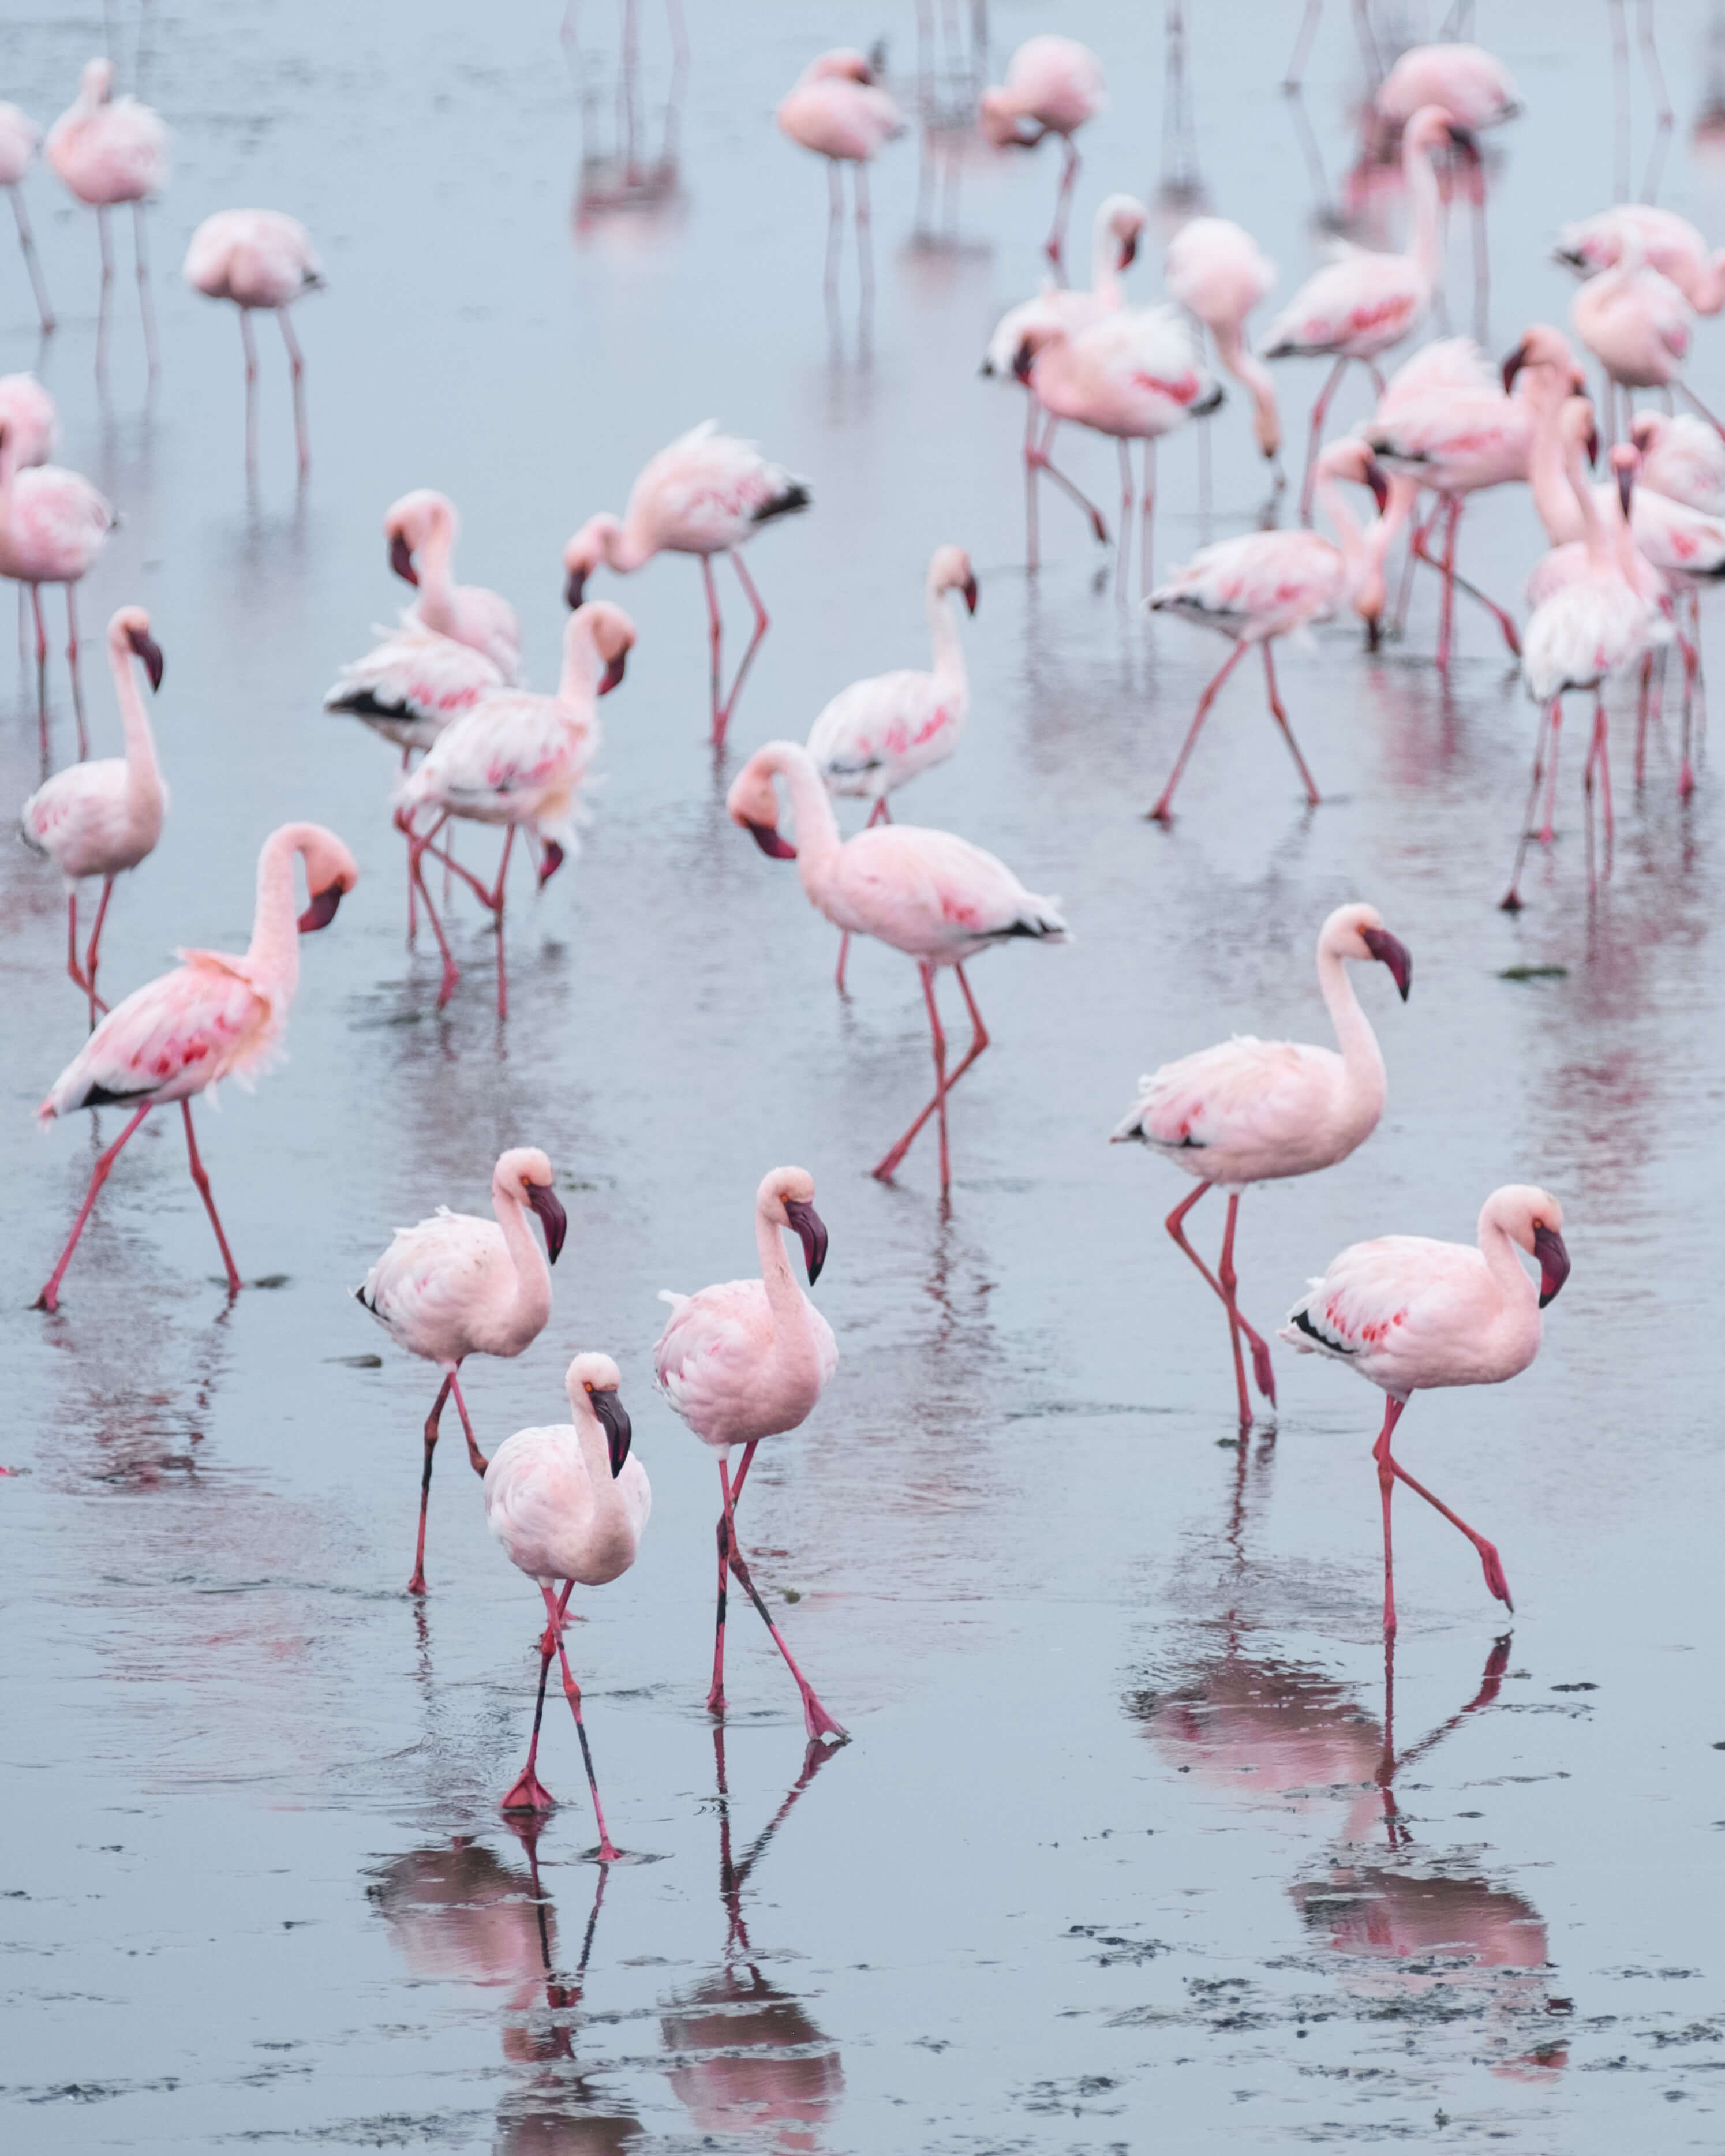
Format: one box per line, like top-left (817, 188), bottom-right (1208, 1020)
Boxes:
top-left (45, 59), bottom-right (167, 204)
top-left (1632, 410), bottom-right (1725, 512)
top-left (1556, 204), bottom-right (1725, 316)
top-left (979, 36), bottom-right (1104, 145)
top-left (1165, 216), bottom-right (1281, 456)
top-left (777, 54), bottom-right (903, 163)
top-left (1375, 43), bottom-right (1521, 130)
top-left (1571, 246), bottom-right (1690, 390)
top-left (565, 422), bottom-right (809, 578)
top-left (183, 208), bottom-right (319, 310)
top-left (324, 627), bottom-right (505, 755)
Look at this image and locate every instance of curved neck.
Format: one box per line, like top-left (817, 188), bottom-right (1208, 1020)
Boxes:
top-left (1315, 473), bottom-right (1371, 583)
top-left (1316, 944), bottom-right (1385, 1115)
top-left (1526, 379), bottom-right (1578, 543)
top-left (764, 742), bottom-right (845, 899)
top-left (1214, 324), bottom-right (1279, 455)
top-left (570, 1394), bottom-right (628, 1519)
top-left (925, 582), bottom-right (965, 690)
top-left (1401, 128), bottom-right (1444, 287)
top-left (109, 635), bottom-right (163, 806)
top-left (1089, 217), bottom-right (1120, 296)
top-left (415, 516), bottom-right (458, 623)
top-left (605, 514), bottom-right (652, 573)
top-left (244, 827), bottom-right (308, 996)
top-left (1478, 1211), bottom-right (1535, 1310)
top-left (492, 1177), bottom-right (552, 1327)
top-left (1564, 429), bottom-right (1610, 574)
top-left (557, 619), bottom-right (604, 703)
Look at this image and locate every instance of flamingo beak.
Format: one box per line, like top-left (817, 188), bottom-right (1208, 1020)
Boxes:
top-left (1012, 340), bottom-right (1035, 384)
top-left (744, 819), bottom-right (798, 859)
top-left (1365, 458), bottom-right (1391, 512)
top-left (389, 531), bottom-right (419, 586)
top-left (1586, 421), bottom-right (1601, 468)
top-left (1360, 926), bottom-right (1412, 1001)
top-left (526, 1181), bottom-right (568, 1264)
top-left (600, 650), bottom-right (627, 693)
top-left (127, 626), bottom-right (165, 690)
top-left (961, 574), bottom-right (979, 615)
top-left (537, 839), bottom-right (565, 888)
top-left (1533, 1223), bottom-right (1571, 1307)
top-left (1118, 232), bottom-right (1138, 270)
top-left (590, 1386), bottom-right (633, 1477)
top-left (564, 565), bottom-right (588, 609)
top-left (1617, 463), bottom-right (1636, 518)
top-left (297, 883), bottom-right (345, 932)
top-left (1500, 340), bottom-right (1529, 393)
top-left (783, 1197), bottom-right (828, 1285)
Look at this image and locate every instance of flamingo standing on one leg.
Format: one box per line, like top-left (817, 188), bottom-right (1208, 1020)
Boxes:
top-left (807, 542), bottom-right (977, 994)
top-left (1110, 903), bottom-right (1412, 1429)
top-left (978, 36), bottom-right (1105, 270)
top-left (44, 58), bottom-right (169, 377)
top-left (19, 606), bottom-right (166, 1030)
top-left (31, 821), bottom-right (358, 1313)
top-left (383, 488), bottom-right (521, 679)
top-left (1164, 216), bottom-right (1283, 485)
top-left (776, 51), bottom-right (904, 328)
top-left (1280, 1185), bottom-right (1571, 1635)
top-left (182, 210), bottom-right (321, 476)
top-left (356, 1147), bottom-right (568, 1595)
top-left (0, 413), bottom-right (114, 763)
top-left (485, 1352), bottom-right (650, 1845)
top-left (653, 1167), bottom-right (843, 1742)
top-left (726, 740), bottom-right (1068, 1193)
top-left (0, 103), bottom-right (55, 330)
top-left (563, 421), bottom-right (809, 750)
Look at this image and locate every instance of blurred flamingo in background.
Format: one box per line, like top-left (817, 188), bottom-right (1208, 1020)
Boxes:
top-left (383, 488), bottom-right (521, 679)
top-left (1557, 203), bottom-right (1725, 314)
top-left (777, 50), bottom-right (904, 325)
top-left (182, 210), bottom-right (322, 474)
top-left (1632, 409), bottom-right (1725, 510)
top-left (0, 411), bottom-right (115, 762)
top-left (45, 58), bottom-right (169, 376)
top-left (0, 103), bottom-right (54, 329)
top-left (1165, 215), bottom-right (1282, 487)
top-left (979, 36), bottom-right (1105, 270)
top-left (1570, 224), bottom-right (1714, 443)
top-left (0, 372), bottom-right (58, 467)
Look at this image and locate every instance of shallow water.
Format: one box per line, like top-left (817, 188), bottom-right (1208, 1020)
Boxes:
top-left (3, 2), bottom-right (1725, 2150)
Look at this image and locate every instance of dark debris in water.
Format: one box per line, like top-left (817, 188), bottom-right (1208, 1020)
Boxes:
top-left (1498, 963), bottom-right (1570, 981)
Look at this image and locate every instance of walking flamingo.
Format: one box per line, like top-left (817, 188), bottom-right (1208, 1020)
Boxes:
top-left (1164, 216), bottom-right (1283, 477)
top-left (485, 1353), bottom-right (649, 1841)
top-left (807, 542), bottom-right (977, 994)
top-left (1280, 1185), bottom-right (1571, 1635)
top-left (32, 821), bottom-right (358, 1313)
top-left (383, 488), bottom-right (521, 680)
top-left (396, 601), bottom-right (635, 1017)
top-left (653, 1167), bottom-right (842, 1740)
top-left (776, 51), bottom-right (904, 323)
top-left (978, 36), bottom-right (1105, 270)
top-left (0, 104), bottom-right (54, 329)
top-left (19, 606), bottom-right (166, 1030)
top-left (44, 58), bottom-right (169, 376)
top-left (1146, 435), bottom-right (1389, 823)
top-left (0, 411), bottom-right (115, 762)
top-left (726, 740), bottom-right (1068, 1192)
top-left (1569, 224), bottom-right (1713, 443)
top-left (562, 421), bottom-right (809, 750)
top-left (357, 1147), bottom-right (569, 1595)
top-left (182, 211), bottom-right (321, 475)
top-left (1111, 903), bottom-right (1412, 1429)
top-left (1557, 203), bottom-right (1725, 315)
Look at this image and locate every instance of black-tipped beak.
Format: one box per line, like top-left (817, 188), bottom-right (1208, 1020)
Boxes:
top-left (600, 650), bottom-right (627, 694)
top-left (1365, 458), bottom-right (1391, 512)
top-left (961, 574), bottom-right (979, 615)
top-left (1360, 925), bottom-right (1412, 1001)
top-left (591, 1386), bottom-right (632, 1477)
top-left (1533, 1223), bottom-right (1570, 1307)
top-left (1118, 232), bottom-right (1138, 270)
top-left (526, 1181), bottom-right (568, 1264)
top-left (1617, 463), bottom-right (1636, 518)
top-left (783, 1197), bottom-right (828, 1285)
top-left (1500, 342), bottom-right (1529, 393)
top-left (744, 818), bottom-right (798, 859)
top-left (389, 531), bottom-right (419, 587)
top-left (297, 883), bottom-right (345, 933)
top-left (1586, 421), bottom-right (1601, 469)
top-left (127, 627), bottom-right (164, 690)
top-left (1447, 123), bottom-right (1477, 153)
top-left (564, 566), bottom-right (587, 610)
top-left (537, 839), bottom-right (565, 888)
top-left (1012, 340), bottom-right (1035, 384)
top-left (978, 356), bottom-right (995, 376)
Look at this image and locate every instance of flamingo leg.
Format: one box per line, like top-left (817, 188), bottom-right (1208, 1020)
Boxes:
top-left (490, 824), bottom-right (515, 1021)
top-left (708, 1448), bottom-right (745, 1714)
top-left (239, 308), bottom-right (258, 473)
top-left (32, 1102), bottom-right (152, 1313)
top-left (1373, 1395), bottom-right (1406, 1636)
top-left (1028, 429), bottom-right (1110, 544)
top-left (1636, 653), bottom-right (1653, 788)
top-left (499, 1579), bottom-right (571, 1813)
top-left (835, 799), bottom-right (891, 994)
top-left (544, 1581), bottom-right (622, 1858)
top-left (398, 747), bottom-right (418, 942)
top-left (824, 158), bottom-right (843, 324)
top-left (871, 960), bottom-right (989, 1187)
top-left (1147, 639), bottom-right (1251, 822)
top-left (65, 585), bottom-right (87, 760)
top-left (1674, 380), bottom-right (1725, 443)
top-left (8, 184), bottom-right (52, 331)
top-left (1298, 355), bottom-right (1349, 526)
top-left (1023, 393), bottom-right (1042, 570)
top-left (180, 1100), bottom-right (242, 1297)
top-left (1218, 1191), bottom-right (1277, 1413)
top-left (1142, 436), bottom-right (1157, 597)
top-left (447, 1366), bottom-right (488, 1476)
top-left (407, 1373), bottom-right (454, 1595)
top-left (279, 306), bottom-right (309, 475)
top-left (1585, 688), bottom-right (1615, 869)
top-left (1377, 1403), bottom-right (1513, 1616)
top-left (1260, 642), bottom-right (1322, 805)
top-left (1680, 623), bottom-right (1699, 800)
top-left (714, 549), bottom-right (770, 750)
top-left (1163, 1181), bottom-right (1277, 1420)
top-left (81, 875), bottom-right (114, 1028)
top-left (95, 204), bottom-right (113, 383)
top-left (132, 201), bottom-right (157, 376)
top-left (1435, 497), bottom-right (1459, 672)
top-left (699, 553), bottom-right (725, 743)
top-left (1499, 697), bottom-right (1555, 911)
top-left (29, 583), bottom-right (47, 762)
top-left (719, 1453), bottom-right (846, 1743)
top-left (1114, 438), bottom-right (1134, 604)
top-left (1413, 515), bottom-right (1520, 656)
top-left (1282, 0), bottom-right (1323, 88)
top-left (1045, 136), bottom-right (1080, 269)
top-left (854, 162), bottom-right (874, 328)
top-left (1539, 695), bottom-right (1565, 844)
top-left (406, 817), bottom-right (462, 1006)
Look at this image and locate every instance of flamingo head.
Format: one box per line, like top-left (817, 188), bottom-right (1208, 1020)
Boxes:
top-left (931, 542), bottom-right (978, 613)
top-left (562, 515), bottom-right (620, 609)
top-left (1500, 321), bottom-right (1580, 395)
top-left (726, 750), bottom-right (798, 858)
top-left (760, 1166), bottom-right (828, 1285)
top-left (567, 1352), bottom-right (631, 1476)
top-left (804, 47), bottom-right (876, 86)
top-left (80, 57), bottom-right (114, 106)
top-left (1011, 321), bottom-right (1062, 383)
top-left (1322, 902), bottom-right (1412, 1001)
top-left (979, 89), bottom-right (1041, 149)
top-left (114, 605), bottom-right (164, 690)
top-left (494, 1147), bottom-right (567, 1263)
top-left (293, 825), bottom-right (360, 933)
top-left (1491, 1188), bottom-right (1570, 1307)
top-left (1402, 103), bottom-right (1470, 158)
top-left (1610, 442), bottom-right (1640, 519)
top-left (383, 489), bottom-right (454, 587)
top-left (1101, 193), bottom-right (1147, 271)
top-left (569, 598), bottom-right (635, 693)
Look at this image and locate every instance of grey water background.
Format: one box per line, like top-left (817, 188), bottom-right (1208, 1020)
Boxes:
top-left (2, 1), bottom-right (1724, 2148)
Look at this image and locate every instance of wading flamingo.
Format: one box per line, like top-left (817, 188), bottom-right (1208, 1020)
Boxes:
top-left (653, 1167), bottom-right (841, 1740)
top-left (19, 607), bottom-right (166, 1030)
top-left (776, 51), bottom-right (904, 324)
top-left (1557, 203), bottom-right (1725, 315)
top-left (1281, 1185), bottom-right (1571, 1635)
top-left (0, 413), bottom-right (115, 761)
top-left (0, 104), bottom-right (54, 329)
top-left (0, 372), bottom-right (58, 467)
top-left (563, 421), bottom-right (809, 750)
top-left (807, 542), bottom-right (977, 993)
top-left (1111, 903), bottom-right (1412, 1429)
top-left (726, 740), bottom-right (1068, 1192)
top-left (1570, 224), bottom-right (1713, 443)
top-left (45, 58), bottom-right (169, 376)
top-left (357, 1147), bottom-right (568, 1595)
top-left (32, 821), bottom-right (358, 1313)
top-left (383, 488), bottom-right (521, 679)
top-left (486, 1353), bottom-right (649, 1842)
top-left (1165, 216), bottom-right (1282, 480)
top-left (979, 36), bottom-right (1105, 269)
top-left (1146, 435), bottom-right (1389, 822)
top-left (182, 211), bottom-right (321, 474)
top-left (397, 602), bottom-right (635, 1017)
top-left (1632, 409), bottom-right (1725, 511)
top-left (1376, 42), bottom-right (1521, 335)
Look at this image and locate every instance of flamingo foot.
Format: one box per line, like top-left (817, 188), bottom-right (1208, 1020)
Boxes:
top-left (1479, 1541), bottom-right (1514, 1611)
top-left (1498, 889), bottom-right (1524, 914)
top-left (1679, 760), bottom-right (1696, 802)
top-left (802, 1690), bottom-right (848, 1744)
top-left (500, 1767), bottom-right (557, 1814)
top-left (435, 959), bottom-right (459, 1009)
top-left (705, 1683), bottom-right (726, 1716)
top-left (1251, 1339), bottom-right (1277, 1404)
top-left (407, 1566), bottom-right (428, 1597)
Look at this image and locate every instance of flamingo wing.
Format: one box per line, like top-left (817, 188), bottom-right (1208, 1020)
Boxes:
top-left (41, 957), bottom-right (272, 1119)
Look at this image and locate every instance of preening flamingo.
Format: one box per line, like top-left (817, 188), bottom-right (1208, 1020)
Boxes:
top-left (726, 740), bottom-right (1068, 1193)
top-left (978, 36), bottom-right (1105, 269)
top-left (397, 601), bottom-right (635, 1017)
top-left (653, 1167), bottom-right (842, 1740)
top-left (563, 421), bottom-right (809, 750)
top-left (1111, 903), bottom-right (1412, 1429)
top-left (1281, 1185), bottom-right (1571, 1635)
top-left (485, 1353), bottom-right (649, 1843)
top-left (44, 58), bottom-right (169, 376)
top-left (1557, 203), bottom-right (1725, 315)
top-left (182, 211), bottom-right (321, 475)
top-left (383, 489), bottom-right (521, 679)
top-left (1146, 435), bottom-right (1389, 822)
top-left (357, 1147), bottom-right (568, 1595)
top-left (0, 104), bottom-right (53, 329)
top-left (0, 412), bottom-right (115, 761)
top-left (1569, 224), bottom-right (1712, 442)
top-left (19, 607), bottom-right (167, 1030)
top-left (32, 821), bottom-right (358, 1314)
top-left (1165, 216), bottom-right (1282, 473)
top-left (776, 51), bottom-right (904, 323)
top-left (0, 372), bottom-right (59, 468)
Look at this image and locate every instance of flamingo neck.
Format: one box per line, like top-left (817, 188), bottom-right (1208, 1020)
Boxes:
top-left (926, 582), bottom-right (966, 693)
top-left (1564, 430), bottom-right (1611, 575)
top-left (413, 516), bottom-right (459, 629)
top-left (556, 617), bottom-right (604, 703)
top-left (110, 632), bottom-right (164, 817)
top-left (1315, 473), bottom-right (1371, 591)
top-left (491, 1172), bottom-right (552, 1338)
top-left (1477, 1206), bottom-right (1536, 1312)
top-left (764, 742), bottom-right (845, 903)
top-left (754, 1200), bottom-right (817, 1379)
top-left (569, 1392), bottom-right (628, 1525)
top-left (1317, 941), bottom-right (1386, 1125)
top-left (604, 513), bottom-right (653, 574)
top-left (244, 825), bottom-right (311, 998)
top-left (1526, 380), bottom-right (1578, 544)
top-left (1215, 323), bottom-right (1281, 458)
top-left (1402, 129), bottom-right (1445, 290)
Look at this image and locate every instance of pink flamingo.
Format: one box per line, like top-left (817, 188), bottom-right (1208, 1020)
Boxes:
top-left (19, 606), bottom-right (166, 1030)
top-left (1164, 215), bottom-right (1284, 477)
top-left (1111, 902), bottom-right (1412, 1430)
top-left (806, 542), bottom-right (977, 994)
top-left (653, 1166), bottom-right (842, 1740)
top-left (356, 1147), bottom-right (568, 1596)
top-left (383, 489), bottom-right (521, 680)
top-left (1632, 408), bottom-right (1725, 511)
top-left (726, 741), bottom-right (1068, 1193)
top-left (1263, 106), bottom-right (1461, 523)
top-left (32, 821), bottom-right (358, 1314)
top-left (485, 1353), bottom-right (649, 1842)
top-left (44, 58), bottom-right (169, 376)
top-left (1570, 224), bottom-right (1715, 443)
top-left (0, 410), bottom-right (115, 761)
top-left (978, 36), bottom-right (1105, 269)
top-left (182, 210), bottom-right (321, 475)
top-left (563, 421), bottom-right (809, 750)
top-left (0, 372), bottom-right (59, 467)
top-left (1281, 1185), bottom-right (1571, 1635)
top-left (1146, 435), bottom-right (1389, 822)
top-left (0, 103), bottom-right (54, 329)
top-left (776, 51), bottom-right (904, 320)
top-left (1557, 203), bottom-right (1725, 315)
top-left (1376, 43), bottom-right (1521, 334)
top-left (397, 601), bottom-right (635, 1017)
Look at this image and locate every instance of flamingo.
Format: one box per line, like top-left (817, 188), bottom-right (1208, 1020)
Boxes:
top-left (383, 489), bottom-right (521, 679)
top-left (0, 411), bottom-right (115, 762)
top-left (978, 36), bottom-right (1105, 270)
top-left (1280, 1185), bottom-right (1571, 1636)
top-left (1556, 203), bottom-right (1725, 316)
top-left (1375, 42), bottom-right (1521, 335)
top-left (182, 211), bottom-right (321, 475)
top-left (725, 740), bottom-right (1068, 1193)
top-left (0, 104), bottom-right (54, 329)
top-left (807, 542), bottom-right (977, 994)
top-left (19, 606), bottom-right (167, 1031)
top-left (1164, 215), bottom-right (1283, 479)
top-left (44, 58), bottom-right (169, 376)
top-left (0, 373), bottom-right (59, 467)
top-left (1632, 408), bottom-right (1725, 511)
top-left (653, 1166), bottom-right (842, 1741)
top-left (1570, 224), bottom-right (1713, 443)
top-left (356, 1147), bottom-right (569, 1596)
top-left (1145, 435), bottom-right (1389, 822)
top-left (396, 601), bottom-right (635, 1017)
top-left (323, 626), bottom-right (506, 758)
top-left (776, 51), bottom-right (904, 323)
top-left (1110, 903), bottom-right (1412, 1429)
top-left (32, 821), bottom-right (358, 1314)
top-left (1263, 105), bottom-right (1462, 523)
top-left (563, 421), bottom-right (810, 750)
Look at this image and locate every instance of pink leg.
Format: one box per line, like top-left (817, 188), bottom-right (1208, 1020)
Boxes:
top-left (33, 1102), bottom-right (152, 1312)
top-left (1677, 622), bottom-right (1701, 800)
top-left (1028, 422), bottom-right (1110, 544)
top-left (1415, 508), bottom-right (1521, 657)
top-left (715, 550), bottom-right (770, 749)
top-left (8, 182), bottom-right (53, 332)
top-left (81, 876), bottom-right (114, 1029)
top-left (1114, 438), bottom-right (1134, 603)
top-left (708, 1453), bottom-right (740, 1713)
top-left (1675, 379), bottom-right (1725, 442)
top-left (544, 1582), bottom-right (622, 1856)
top-left (95, 205), bottom-right (113, 384)
top-left (65, 890), bottom-right (94, 1014)
top-left (1147, 639), bottom-right (1251, 822)
top-left (835, 800), bottom-right (890, 994)
top-left (719, 1453), bottom-right (845, 1743)
top-left (406, 816), bottom-right (462, 1007)
top-left (491, 824), bottom-right (515, 1021)
top-left (1372, 1396), bottom-right (1407, 1636)
top-left (1539, 695), bottom-right (1564, 844)
top-left (500, 1590), bottom-right (563, 1813)
top-left (700, 554), bottom-right (724, 742)
top-left (1023, 392), bottom-right (1042, 570)
top-left (279, 307), bottom-right (309, 475)
top-left (1636, 654), bottom-right (1653, 788)
top-left (181, 1100), bottom-right (242, 1297)
top-left (398, 748), bottom-right (418, 942)
top-left (1163, 1182), bottom-right (1277, 1418)
top-left (1299, 355), bottom-right (1349, 526)
top-left (1141, 436), bottom-right (1157, 597)
top-left (1436, 497), bottom-right (1459, 672)
top-left (1045, 136), bottom-right (1080, 269)
top-left (239, 309), bottom-right (258, 473)
top-left (872, 960), bottom-right (990, 1186)
top-left (132, 200), bottom-right (157, 377)
top-left (1379, 1408), bottom-right (1513, 1615)
top-left (447, 1367), bottom-right (488, 1476)
top-left (1260, 643), bottom-right (1322, 805)
top-left (30, 583), bottom-right (47, 762)
top-left (1499, 698), bottom-right (1555, 912)
top-left (408, 1373), bottom-right (454, 1596)
top-left (65, 586), bottom-right (87, 759)
top-left (1586, 690), bottom-right (1615, 867)
top-left (1218, 1190), bottom-right (1277, 1412)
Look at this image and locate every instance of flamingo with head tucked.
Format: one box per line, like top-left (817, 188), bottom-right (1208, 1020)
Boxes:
top-left (45, 57), bottom-right (169, 376)
top-left (0, 104), bottom-right (53, 329)
top-left (979, 36), bottom-right (1105, 269)
top-left (182, 210), bottom-right (321, 474)
top-left (383, 488), bottom-right (521, 680)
